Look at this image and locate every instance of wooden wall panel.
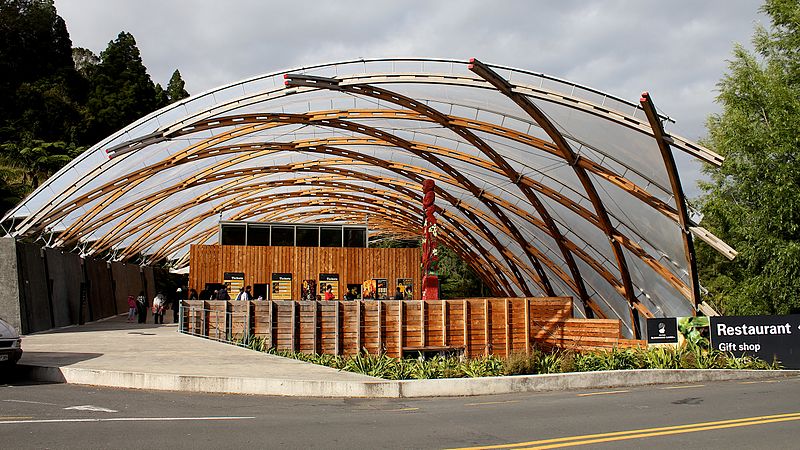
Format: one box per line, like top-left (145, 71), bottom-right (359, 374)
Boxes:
top-left (189, 245), bottom-right (421, 301)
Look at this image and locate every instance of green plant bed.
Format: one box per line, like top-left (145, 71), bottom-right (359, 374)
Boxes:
top-left (235, 336), bottom-right (780, 380)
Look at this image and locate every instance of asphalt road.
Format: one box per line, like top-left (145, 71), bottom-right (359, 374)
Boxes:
top-left (1, 371), bottom-right (799, 449)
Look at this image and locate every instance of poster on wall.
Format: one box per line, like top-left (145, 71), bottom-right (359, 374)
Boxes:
top-left (362, 279), bottom-right (376, 299)
top-left (301, 279), bottom-right (317, 301)
top-left (345, 283), bottom-right (362, 300)
top-left (271, 273), bottom-right (292, 300)
top-left (224, 272), bottom-right (245, 294)
top-left (319, 273), bottom-right (340, 301)
top-left (375, 278), bottom-right (388, 300)
top-left (396, 278), bottom-right (414, 300)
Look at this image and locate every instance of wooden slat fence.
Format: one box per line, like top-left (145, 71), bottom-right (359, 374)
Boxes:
top-left (181, 297), bottom-right (644, 357)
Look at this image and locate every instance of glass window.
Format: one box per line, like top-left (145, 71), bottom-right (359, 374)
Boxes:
top-left (247, 225), bottom-right (270, 246)
top-left (320, 227), bottom-right (343, 247)
top-left (271, 226), bottom-right (294, 246)
top-left (344, 227), bottom-right (367, 248)
top-left (220, 224), bottom-right (246, 246)
top-left (296, 227), bottom-right (319, 247)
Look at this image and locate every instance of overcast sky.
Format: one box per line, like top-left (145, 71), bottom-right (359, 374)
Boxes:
top-left (53, 0), bottom-right (766, 196)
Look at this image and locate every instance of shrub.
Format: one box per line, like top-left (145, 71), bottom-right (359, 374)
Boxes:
top-left (643, 346), bottom-right (680, 369)
top-left (462, 355), bottom-right (504, 377)
top-left (238, 339), bottom-right (780, 379)
top-left (535, 350), bottom-right (565, 374)
top-left (503, 352), bottom-right (535, 375)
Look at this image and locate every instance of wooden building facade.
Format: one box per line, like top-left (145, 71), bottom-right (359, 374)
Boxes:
top-left (189, 244), bottom-right (421, 301)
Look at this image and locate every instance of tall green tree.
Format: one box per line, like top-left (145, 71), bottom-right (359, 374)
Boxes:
top-left (0, 0), bottom-right (86, 215)
top-left (84, 31), bottom-right (159, 142)
top-left (698, 0), bottom-right (800, 315)
top-left (166, 69), bottom-right (190, 104)
top-left (0, 0), bottom-right (83, 143)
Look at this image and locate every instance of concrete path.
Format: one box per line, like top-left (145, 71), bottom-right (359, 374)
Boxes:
top-left (18, 315), bottom-right (800, 398)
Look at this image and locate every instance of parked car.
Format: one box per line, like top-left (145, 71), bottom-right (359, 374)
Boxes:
top-left (0, 317), bottom-right (22, 367)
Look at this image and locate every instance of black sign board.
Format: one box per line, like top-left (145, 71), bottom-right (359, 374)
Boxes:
top-left (710, 315), bottom-right (800, 369)
top-left (646, 317), bottom-right (679, 344)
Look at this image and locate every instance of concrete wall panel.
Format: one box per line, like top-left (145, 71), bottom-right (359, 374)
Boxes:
top-left (45, 248), bottom-right (83, 327)
top-left (85, 259), bottom-right (115, 321)
top-left (111, 263), bottom-right (143, 313)
top-left (0, 237), bottom-right (22, 332)
top-left (143, 266), bottom-right (156, 304)
top-left (17, 242), bottom-right (52, 333)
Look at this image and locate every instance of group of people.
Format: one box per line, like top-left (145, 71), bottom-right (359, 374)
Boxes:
top-left (125, 289), bottom-right (185, 324)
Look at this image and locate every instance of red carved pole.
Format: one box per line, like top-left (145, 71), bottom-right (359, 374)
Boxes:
top-left (421, 179), bottom-right (439, 300)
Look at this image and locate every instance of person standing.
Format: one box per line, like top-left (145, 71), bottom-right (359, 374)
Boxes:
top-left (136, 291), bottom-right (148, 324)
top-left (236, 285), bottom-right (252, 301)
top-left (217, 284), bottom-right (230, 300)
top-left (152, 293), bottom-right (166, 324)
top-left (173, 287), bottom-right (185, 323)
top-left (126, 295), bottom-right (137, 322)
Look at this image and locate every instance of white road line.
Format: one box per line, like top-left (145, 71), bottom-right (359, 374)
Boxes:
top-left (659, 384), bottom-right (706, 390)
top-left (2, 399), bottom-right (60, 406)
top-left (0, 416), bottom-right (255, 425)
top-left (464, 400), bottom-right (520, 406)
top-left (577, 390), bottom-right (630, 397)
top-left (64, 405), bottom-right (118, 413)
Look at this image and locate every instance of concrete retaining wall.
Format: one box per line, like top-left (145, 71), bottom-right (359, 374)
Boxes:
top-left (0, 238), bottom-right (171, 334)
top-left (20, 364), bottom-right (800, 398)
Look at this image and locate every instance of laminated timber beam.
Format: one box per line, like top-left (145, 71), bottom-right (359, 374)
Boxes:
top-left (469, 57), bottom-right (648, 327)
top-left (285, 73), bottom-right (584, 304)
top-left (640, 91), bottom-right (701, 311)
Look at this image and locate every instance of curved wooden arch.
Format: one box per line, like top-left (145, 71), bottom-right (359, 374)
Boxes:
top-left (285, 73), bottom-right (590, 306)
top-left (56, 123), bottom-right (682, 312)
top-left (110, 164), bottom-right (633, 318)
top-left (64, 115), bottom-right (556, 296)
top-left (76, 139), bottom-right (688, 307)
top-left (94, 153), bottom-right (623, 297)
top-left (468, 59), bottom-right (645, 326)
top-left (120, 178), bottom-right (569, 297)
top-left (9, 62), bottom-right (716, 244)
top-left (49, 110), bottom-right (680, 271)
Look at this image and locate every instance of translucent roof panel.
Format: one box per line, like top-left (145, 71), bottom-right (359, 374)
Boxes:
top-left (2, 58), bottom-right (728, 338)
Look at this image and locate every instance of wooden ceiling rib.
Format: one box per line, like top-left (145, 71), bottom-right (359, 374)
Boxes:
top-left (285, 73), bottom-right (592, 310)
top-left (51, 115), bottom-right (690, 308)
top-left (468, 58), bottom-right (645, 322)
